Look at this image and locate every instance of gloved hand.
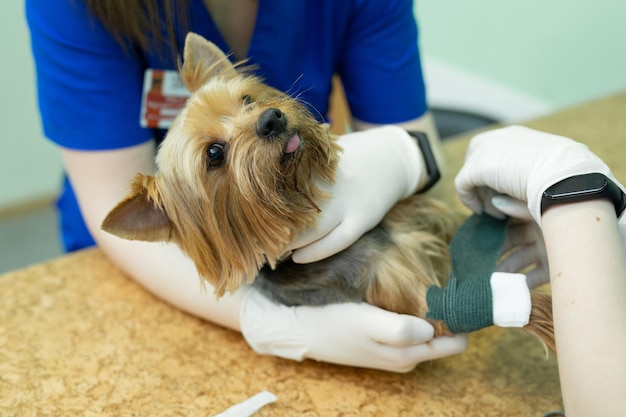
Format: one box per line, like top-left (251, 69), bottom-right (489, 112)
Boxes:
top-left (240, 288), bottom-right (467, 373)
top-left (455, 125), bottom-right (623, 225)
top-left (290, 125), bottom-right (426, 263)
top-left (493, 204), bottom-right (550, 289)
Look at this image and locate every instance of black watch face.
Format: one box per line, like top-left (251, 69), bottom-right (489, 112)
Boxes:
top-left (548, 173), bottom-right (607, 198)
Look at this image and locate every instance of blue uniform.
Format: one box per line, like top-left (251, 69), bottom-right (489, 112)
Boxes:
top-left (26, 0), bottom-right (428, 251)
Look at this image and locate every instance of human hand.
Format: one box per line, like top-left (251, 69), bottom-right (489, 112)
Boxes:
top-left (455, 125), bottom-right (619, 224)
top-left (240, 288), bottom-right (467, 373)
top-left (492, 196), bottom-right (550, 289)
top-left (289, 125), bottom-right (426, 263)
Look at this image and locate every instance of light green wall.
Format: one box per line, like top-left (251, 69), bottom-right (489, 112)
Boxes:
top-left (416, 0), bottom-right (626, 109)
top-left (0, 0), bottom-right (62, 211)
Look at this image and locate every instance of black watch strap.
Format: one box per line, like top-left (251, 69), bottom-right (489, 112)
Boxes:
top-left (407, 131), bottom-right (441, 193)
top-left (540, 173), bottom-right (626, 217)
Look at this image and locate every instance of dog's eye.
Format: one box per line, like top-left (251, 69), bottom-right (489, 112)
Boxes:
top-left (242, 95), bottom-right (253, 106)
top-left (206, 143), bottom-right (227, 169)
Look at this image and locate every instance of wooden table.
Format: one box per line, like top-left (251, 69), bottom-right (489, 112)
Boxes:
top-left (3, 93), bottom-right (625, 416)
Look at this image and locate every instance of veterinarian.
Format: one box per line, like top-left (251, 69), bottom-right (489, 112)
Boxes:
top-left (456, 126), bottom-right (626, 417)
top-left (26, 0), bottom-right (467, 372)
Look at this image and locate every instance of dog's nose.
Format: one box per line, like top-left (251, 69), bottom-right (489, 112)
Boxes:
top-left (257, 108), bottom-right (287, 138)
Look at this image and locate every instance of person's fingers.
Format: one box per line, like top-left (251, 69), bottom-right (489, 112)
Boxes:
top-left (491, 195), bottom-right (533, 220)
top-left (497, 245), bottom-right (542, 273)
top-left (288, 219), bottom-right (338, 252)
top-left (411, 334), bottom-right (469, 362)
top-left (363, 307), bottom-right (435, 347)
top-left (363, 333), bottom-right (468, 373)
top-left (454, 164), bottom-right (486, 214)
top-left (498, 232), bottom-right (550, 288)
top-left (500, 220), bottom-right (538, 253)
top-left (291, 220), bottom-right (362, 263)
top-left (524, 266), bottom-right (550, 289)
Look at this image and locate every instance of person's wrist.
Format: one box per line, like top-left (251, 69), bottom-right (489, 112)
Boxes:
top-left (541, 199), bottom-right (616, 229)
top-left (526, 141), bottom-right (623, 224)
top-left (407, 130), bottom-right (441, 194)
top-left (378, 125), bottom-right (423, 197)
top-left (240, 287), bottom-right (308, 361)
top-left (540, 173), bottom-right (626, 220)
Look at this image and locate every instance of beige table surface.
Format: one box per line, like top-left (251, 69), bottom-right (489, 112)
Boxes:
top-left (2, 92), bottom-right (625, 416)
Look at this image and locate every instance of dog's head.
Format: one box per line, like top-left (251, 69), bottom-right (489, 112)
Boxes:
top-left (102, 33), bottom-right (340, 295)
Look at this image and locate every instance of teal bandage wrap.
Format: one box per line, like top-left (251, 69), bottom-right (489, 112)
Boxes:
top-left (426, 213), bottom-right (510, 333)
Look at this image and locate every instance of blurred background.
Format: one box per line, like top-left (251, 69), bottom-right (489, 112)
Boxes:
top-left (1, 0), bottom-right (626, 273)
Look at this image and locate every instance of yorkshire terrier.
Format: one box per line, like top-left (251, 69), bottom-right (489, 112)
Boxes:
top-left (102, 33), bottom-right (554, 348)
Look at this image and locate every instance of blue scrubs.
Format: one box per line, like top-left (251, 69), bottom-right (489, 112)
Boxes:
top-left (26, 0), bottom-right (428, 251)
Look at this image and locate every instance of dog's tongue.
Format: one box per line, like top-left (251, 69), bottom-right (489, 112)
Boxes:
top-left (285, 134), bottom-right (301, 154)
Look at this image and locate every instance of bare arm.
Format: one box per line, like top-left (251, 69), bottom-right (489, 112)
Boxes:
top-left (60, 141), bottom-right (246, 331)
top-left (541, 200), bottom-right (626, 417)
top-left (454, 126), bottom-right (626, 414)
top-left (60, 139), bottom-right (468, 372)
top-left (60, 113), bottom-right (440, 328)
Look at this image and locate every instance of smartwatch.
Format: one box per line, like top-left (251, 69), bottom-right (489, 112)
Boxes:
top-left (407, 131), bottom-right (441, 193)
top-left (540, 172), bottom-right (626, 217)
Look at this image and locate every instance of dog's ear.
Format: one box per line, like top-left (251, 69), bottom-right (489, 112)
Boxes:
top-left (180, 32), bottom-right (238, 92)
top-left (101, 174), bottom-right (173, 242)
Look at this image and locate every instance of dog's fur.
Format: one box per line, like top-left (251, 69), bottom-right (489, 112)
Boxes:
top-left (102, 33), bottom-right (554, 347)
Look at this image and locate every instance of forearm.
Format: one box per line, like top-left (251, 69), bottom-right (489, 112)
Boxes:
top-left (60, 143), bottom-right (246, 331)
top-left (619, 214), bottom-right (626, 245)
top-left (96, 233), bottom-right (247, 331)
top-left (541, 200), bottom-right (626, 416)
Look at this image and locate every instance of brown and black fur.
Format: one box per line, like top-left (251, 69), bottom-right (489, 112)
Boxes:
top-left (102, 33), bottom-right (554, 348)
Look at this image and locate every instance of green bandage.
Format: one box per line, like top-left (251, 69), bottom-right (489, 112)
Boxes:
top-left (426, 213), bottom-right (510, 334)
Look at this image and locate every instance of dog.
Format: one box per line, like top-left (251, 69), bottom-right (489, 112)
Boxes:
top-left (102, 33), bottom-right (554, 347)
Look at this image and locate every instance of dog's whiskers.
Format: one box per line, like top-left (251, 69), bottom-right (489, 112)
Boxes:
top-left (284, 74), bottom-right (305, 97)
top-left (292, 175), bottom-right (321, 213)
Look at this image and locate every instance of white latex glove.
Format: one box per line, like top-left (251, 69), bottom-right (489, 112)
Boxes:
top-left (240, 288), bottom-right (467, 373)
top-left (492, 199), bottom-right (550, 289)
top-left (290, 125), bottom-right (426, 263)
top-left (455, 125), bottom-right (624, 225)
